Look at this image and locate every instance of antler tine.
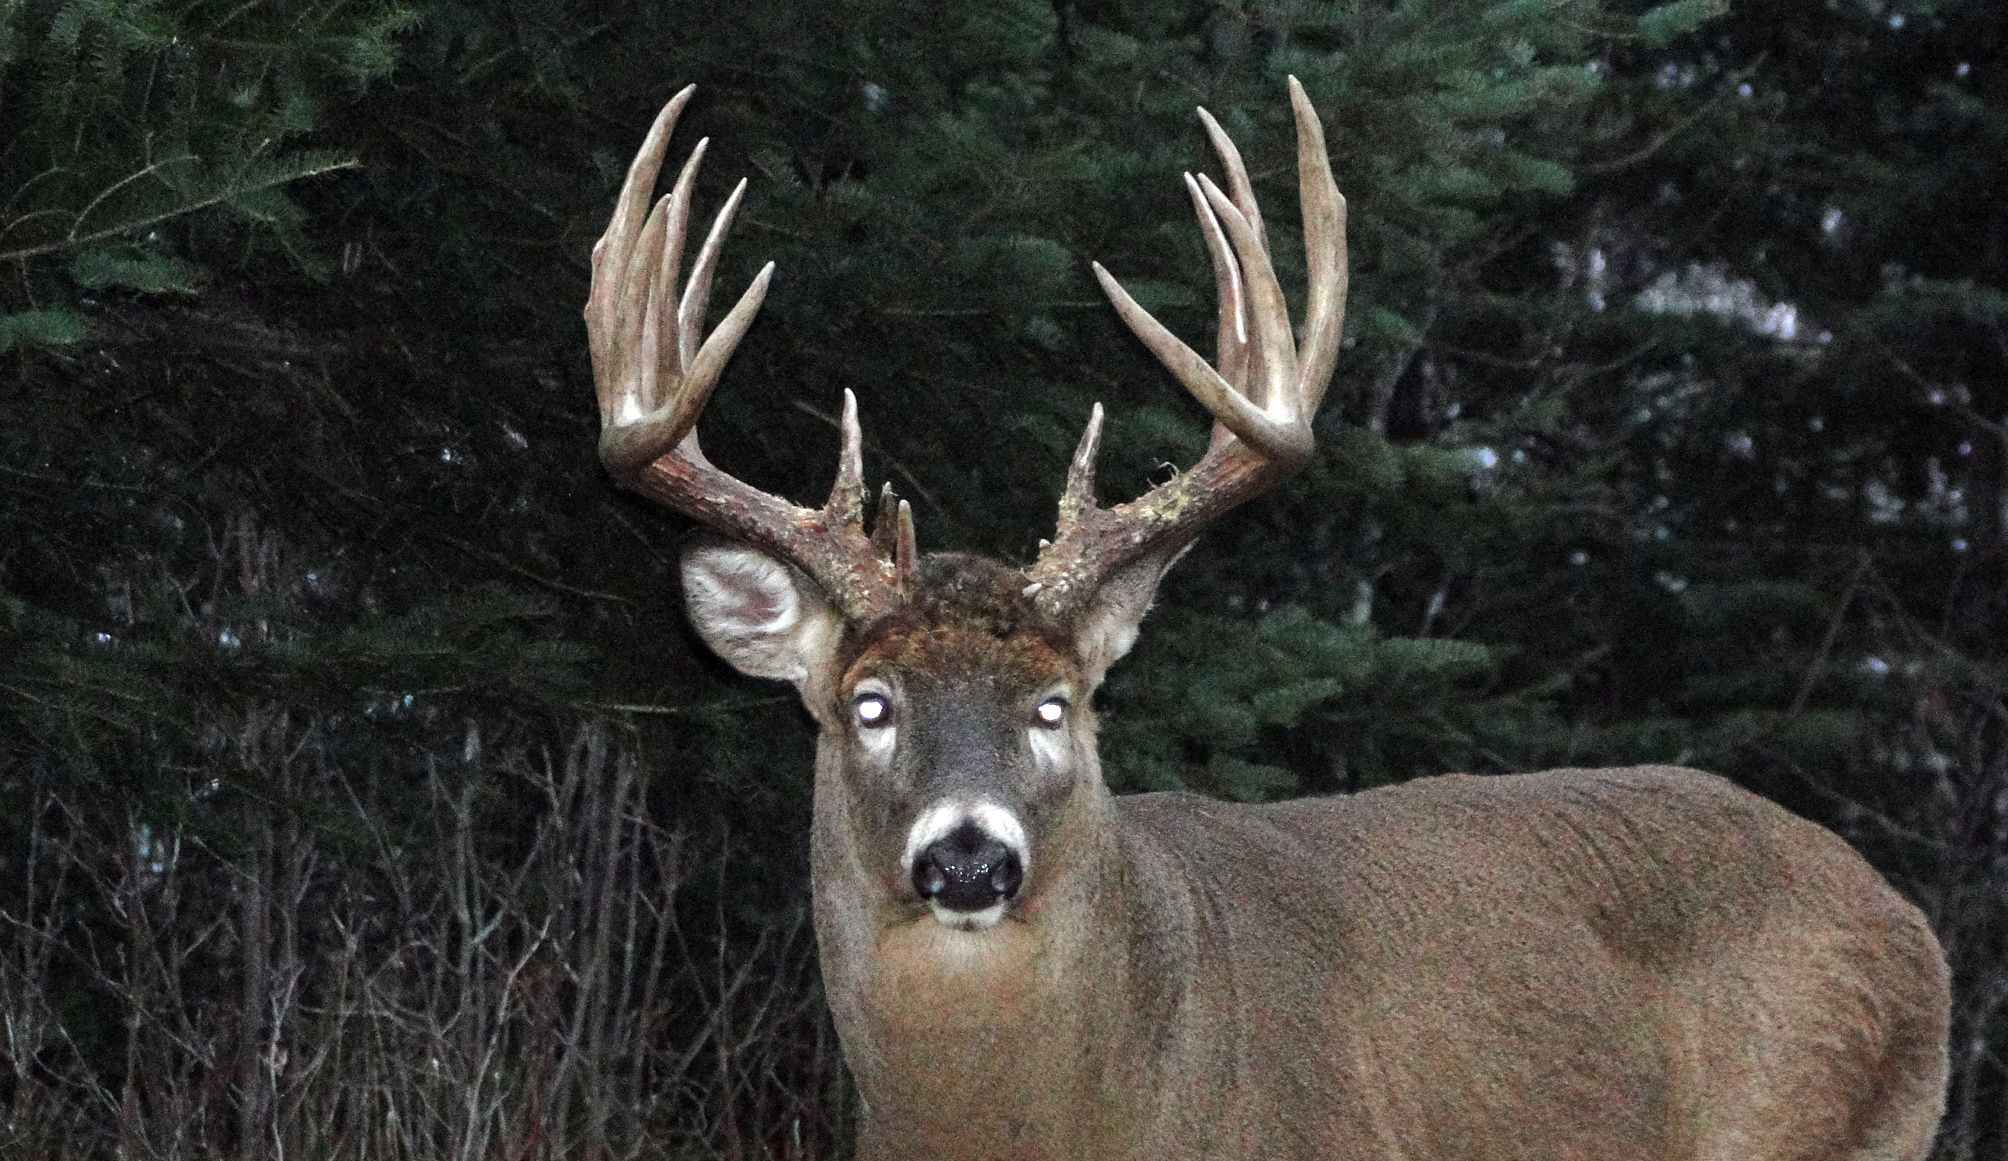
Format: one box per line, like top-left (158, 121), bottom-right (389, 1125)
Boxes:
top-left (1089, 261), bottom-right (1292, 456)
top-left (1055, 402), bottom-right (1105, 537)
top-left (679, 176), bottom-right (747, 372)
top-left (1195, 170), bottom-right (1302, 435)
top-left (826, 389), bottom-right (867, 527)
top-left (861, 484), bottom-right (916, 590)
top-left (646, 137), bottom-right (710, 352)
top-left (585, 87), bottom-right (908, 622)
top-left (1290, 75), bottom-right (1348, 414)
top-left (1029, 77), bottom-right (1346, 620)
top-left (893, 500), bottom-right (917, 593)
top-left (588, 86), bottom-right (693, 386)
top-left (1185, 174), bottom-right (1251, 404)
top-left (1194, 106), bottom-right (1268, 261)
top-left (870, 482), bottom-right (900, 556)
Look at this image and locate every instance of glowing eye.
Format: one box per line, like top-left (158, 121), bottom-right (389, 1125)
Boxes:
top-left (1034, 698), bottom-right (1067, 728)
top-left (855, 694), bottom-right (891, 728)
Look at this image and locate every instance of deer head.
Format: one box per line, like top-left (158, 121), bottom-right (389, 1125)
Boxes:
top-left (584, 78), bottom-right (1343, 930)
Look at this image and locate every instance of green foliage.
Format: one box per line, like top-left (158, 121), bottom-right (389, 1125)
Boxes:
top-left (1637, 0), bottom-right (1727, 46)
top-left (1105, 603), bottom-right (1513, 797)
top-left (0, 304), bottom-right (85, 350)
top-left (69, 247), bottom-right (199, 293)
top-left (0, 0), bottom-right (415, 341)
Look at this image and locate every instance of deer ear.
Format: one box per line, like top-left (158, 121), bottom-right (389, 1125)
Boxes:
top-left (1071, 545), bottom-right (1189, 687)
top-left (681, 542), bottom-right (843, 689)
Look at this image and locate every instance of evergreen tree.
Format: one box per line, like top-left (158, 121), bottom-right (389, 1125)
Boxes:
top-left (3, 0), bottom-right (2001, 1154)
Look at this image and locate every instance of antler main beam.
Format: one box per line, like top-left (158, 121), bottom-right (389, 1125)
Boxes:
top-left (584, 86), bottom-right (912, 620)
top-left (1027, 76), bottom-right (1347, 619)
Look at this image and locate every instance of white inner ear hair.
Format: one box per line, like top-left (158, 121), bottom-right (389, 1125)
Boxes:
top-left (686, 549), bottom-right (800, 635)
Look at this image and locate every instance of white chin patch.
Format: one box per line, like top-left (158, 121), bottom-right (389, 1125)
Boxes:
top-left (928, 899), bottom-right (1006, 931)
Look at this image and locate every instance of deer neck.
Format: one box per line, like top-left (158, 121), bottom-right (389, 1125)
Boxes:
top-left (809, 740), bottom-right (1154, 1159)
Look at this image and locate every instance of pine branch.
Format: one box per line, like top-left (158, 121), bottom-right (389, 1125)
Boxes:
top-left (0, 151), bottom-right (357, 265)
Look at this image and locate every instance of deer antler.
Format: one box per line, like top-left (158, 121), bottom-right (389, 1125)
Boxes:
top-left (585, 86), bottom-right (913, 621)
top-left (1026, 76), bottom-right (1346, 619)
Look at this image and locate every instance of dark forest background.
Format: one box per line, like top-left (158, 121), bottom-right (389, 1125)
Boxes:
top-left (2, 0), bottom-right (2003, 1156)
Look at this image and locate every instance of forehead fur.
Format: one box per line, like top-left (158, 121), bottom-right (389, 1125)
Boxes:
top-left (839, 553), bottom-right (1078, 689)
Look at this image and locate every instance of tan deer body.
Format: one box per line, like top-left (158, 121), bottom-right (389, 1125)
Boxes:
top-left (581, 82), bottom-right (1950, 1160)
top-left (824, 758), bottom-right (1947, 1160)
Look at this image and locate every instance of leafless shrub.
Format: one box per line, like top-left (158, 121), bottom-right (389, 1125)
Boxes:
top-left (1914, 689), bottom-right (2008, 1161)
top-left (0, 715), bottom-right (847, 1160)
top-left (1802, 586), bottom-right (2008, 1161)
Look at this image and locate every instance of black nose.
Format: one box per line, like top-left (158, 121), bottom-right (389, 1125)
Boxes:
top-left (911, 820), bottom-right (1023, 912)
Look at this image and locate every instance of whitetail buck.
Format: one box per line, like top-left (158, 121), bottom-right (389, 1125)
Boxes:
top-left (582, 80), bottom-right (1950, 1161)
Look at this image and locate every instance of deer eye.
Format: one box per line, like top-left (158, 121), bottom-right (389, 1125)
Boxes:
top-left (855, 694), bottom-right (892, 729)
top-left (1033, 698), bottom-right (1067, 728)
